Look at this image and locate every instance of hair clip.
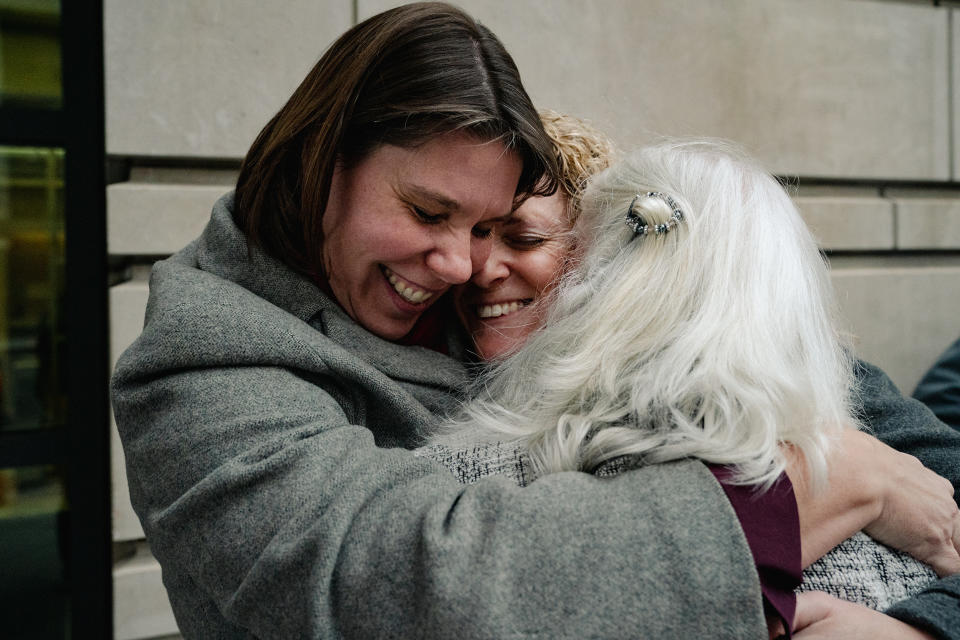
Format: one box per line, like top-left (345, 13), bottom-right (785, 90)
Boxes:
top-left (625, 191), bottom-right (685, 238)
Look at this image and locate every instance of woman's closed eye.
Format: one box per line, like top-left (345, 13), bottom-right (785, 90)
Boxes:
top-left (412, 205), bottom-right (445, 224)
top-left (505, 234), bottom-right (548, 249)
top-left (472, 225), bottom-right (494, 239)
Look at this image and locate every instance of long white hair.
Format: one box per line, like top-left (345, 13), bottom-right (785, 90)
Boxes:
top-left (440, 140), bottom-right (858, 488)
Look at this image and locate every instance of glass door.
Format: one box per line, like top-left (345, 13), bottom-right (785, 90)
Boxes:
top-left (0, 1), bottom-right (110, 637)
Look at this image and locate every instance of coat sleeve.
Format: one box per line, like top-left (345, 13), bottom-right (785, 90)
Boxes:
top-left (884, 576), bottom-right (960, 640)
top-left (912, 337), bottom-right (960, 432)
top-left (854, 360), bottom-right (960, 639)
top-left (855, 359), bottom-right (960, 494)
top-left (111, 269), bottom-right (766, 639)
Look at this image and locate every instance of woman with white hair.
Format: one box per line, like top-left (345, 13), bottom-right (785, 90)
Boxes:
top-left (428, 139), bottom-right (960, 637)
top-left (454, 140), bottom-right (849, 486)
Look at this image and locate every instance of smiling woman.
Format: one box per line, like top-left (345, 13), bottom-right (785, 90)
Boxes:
top-left (322, 132), bottom-right (522, 340)
top-left (455, 192), bottom-right (568, 358)
top-left (455, 110), bottom-right (616, 360)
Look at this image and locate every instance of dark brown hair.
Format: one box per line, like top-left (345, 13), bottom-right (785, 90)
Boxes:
top-left (234, 2), bottom-right (558, 278)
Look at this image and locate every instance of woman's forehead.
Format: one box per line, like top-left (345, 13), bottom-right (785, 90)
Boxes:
top-left (509, 193), bottom-right (569, 228)
top-left (384, 133), bottom-right (523, 217)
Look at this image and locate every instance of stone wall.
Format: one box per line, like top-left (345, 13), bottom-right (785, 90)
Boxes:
top-left (104, 1), bottom-right (960, 637)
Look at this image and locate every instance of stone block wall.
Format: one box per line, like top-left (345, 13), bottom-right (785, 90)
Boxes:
top-left (104, 1), bottom-right (960, 637)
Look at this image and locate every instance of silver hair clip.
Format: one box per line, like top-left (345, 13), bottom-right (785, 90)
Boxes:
top-left (625, 192), bottom-right (685, 238)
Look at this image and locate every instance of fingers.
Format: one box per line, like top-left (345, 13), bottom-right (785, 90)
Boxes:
top-left (793, 595), bottom-right (942, 640)
top-left (928, 545), bottom-right (960, 577)
top-left (953, 511), bottom-right (960, 553)
top-left (947, 510), bottom-right (960, 576)
top-left (922, 487), bottom-right (960, 577)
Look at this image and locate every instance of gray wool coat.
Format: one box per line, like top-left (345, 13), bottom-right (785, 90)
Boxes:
top-left (112, 193), bottom-right (960, 639)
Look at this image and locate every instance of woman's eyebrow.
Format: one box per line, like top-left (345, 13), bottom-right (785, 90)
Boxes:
top-left (401, 184), bottom-right (460, 211)
top-left (401, 184), bottom-right (516, 223)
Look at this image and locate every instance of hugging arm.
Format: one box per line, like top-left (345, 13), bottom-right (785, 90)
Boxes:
top-left (785, 361), bottom-right (960, 639)
top-left (787, 427), bottom-right (960, 576)
top-left (112, 258), bottom-right (769, 639)
top-left (851, 360), bottom-right (960, 639)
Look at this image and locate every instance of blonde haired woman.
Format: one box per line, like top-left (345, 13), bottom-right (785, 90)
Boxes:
top-left (455, 109), bottom-right (616, 360)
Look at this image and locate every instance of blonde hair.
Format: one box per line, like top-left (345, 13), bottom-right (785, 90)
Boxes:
top-left (440, 140), bottom-right (857, 488)
top-left (539, 109), bottom-right (617, 227)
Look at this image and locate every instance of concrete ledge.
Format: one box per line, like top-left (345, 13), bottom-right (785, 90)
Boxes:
top-left (108, 183), bottom-right (226, 256)
top-left (831, 262), bottom-right (960, 393)
top-left (894, 198), bottom-right (960, 249)
top-left (796, 197), bottom-right (895, 250)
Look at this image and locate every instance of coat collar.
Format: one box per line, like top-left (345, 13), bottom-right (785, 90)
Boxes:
top-left (193, 191), bottom-right (470, 392)
top-left (312, 298), bottom-right (469, 392)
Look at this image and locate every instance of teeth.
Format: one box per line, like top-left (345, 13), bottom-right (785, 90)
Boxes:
top-left (383, 267), bottom-right (434, 305)
top-left (477, 300), bottom-right (527, 318)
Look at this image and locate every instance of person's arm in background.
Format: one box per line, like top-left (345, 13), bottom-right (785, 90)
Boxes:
top-left (913, 337), bottom-right (960, 432)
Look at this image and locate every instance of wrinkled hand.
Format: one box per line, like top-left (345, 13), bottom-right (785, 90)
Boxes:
top-left (852, 431), bottom-right (960, 577)
top-left (792, 592), bottom-right (935, 640)
top-left (789, 429), bottom-right (960, 572)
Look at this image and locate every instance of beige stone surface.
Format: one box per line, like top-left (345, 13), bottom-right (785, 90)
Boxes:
top-left (110, 280), bottom-right (150, 542)
top-left (105, 0), bottom-right (352, 157)
top-left (358, 0), bottom-right (949, 180)
top-left (795, 185), bottom-right (882, 198)
top-left (830, 260), bottom-right (960, 394)
top-left (955, 8), bottom-right (960, 179)
top-left (894, 198), bottom-right (960, 249)
top-left (113, 543), bottom-right (179, 640)
top-left (108, 183), bottom-right (228, 255)
top-left (796, 197), bottom-right (895, 250)
top-left (129, 167), bottom-right (238, 186)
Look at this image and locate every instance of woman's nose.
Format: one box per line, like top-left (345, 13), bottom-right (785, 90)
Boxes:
top-left (470, 240), bottom-right (510, 289)
top-left (425, 230), bottom-right (474, 285)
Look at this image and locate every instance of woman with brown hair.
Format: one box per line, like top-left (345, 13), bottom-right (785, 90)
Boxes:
top-left (112, 4), bottom-right (956, 638)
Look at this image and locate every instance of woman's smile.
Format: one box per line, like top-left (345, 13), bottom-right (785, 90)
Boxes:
top-left (475, 299), bottom-right (531, 319)
top-left (381, 266), bottom-right (437, 305)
